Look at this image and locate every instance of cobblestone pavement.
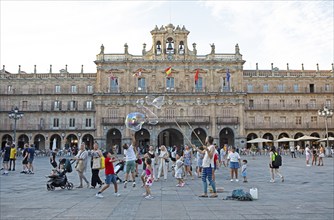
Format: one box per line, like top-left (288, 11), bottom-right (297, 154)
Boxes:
top-left (0, 154), bottom-right (333, 220)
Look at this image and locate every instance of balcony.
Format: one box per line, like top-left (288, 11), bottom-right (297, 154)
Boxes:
top-left (101, 116), bottom-right (211, 126)
top-left (245, 103), bottom-right (334, 111)
top-left (102, 117), bottom-right (125, 125)
top-left (0, 104), bottom-right (95, 112)
top-left (216, 117), bottom-right (239, 125)
top-left (1, 123), bottom-right (96, 132)
top-left (244, 121), bottom-right (333, 130)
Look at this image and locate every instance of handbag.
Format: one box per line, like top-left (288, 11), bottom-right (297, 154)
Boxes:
top-left (75, 160), bottom-right (84, 172)
top-left (100, 156), bottom-right (105, 169)
top-left (92, 157), bottom-right (101, 169)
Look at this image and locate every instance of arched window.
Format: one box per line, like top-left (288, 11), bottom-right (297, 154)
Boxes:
top-left (156, 41), bottom-right (161, 55)
top-left (179, 41), bottom-right (184, 54)
top-left (166, 37), bottom-right (174, 54)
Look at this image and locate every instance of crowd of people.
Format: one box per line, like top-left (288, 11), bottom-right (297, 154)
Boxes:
top-left (1, 136), bottom-right (332, 200)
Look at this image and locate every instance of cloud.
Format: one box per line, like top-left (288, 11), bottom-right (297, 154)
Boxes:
top-left (200, 1), bottom-right (334, 70)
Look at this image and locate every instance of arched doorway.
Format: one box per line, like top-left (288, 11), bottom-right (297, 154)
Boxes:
top-left (191, 127), bottom-right (206, 147)
top-left (106, 129), bottom-right (122, 153)
top-left (82, 134), bottom-right (94, 150)
top-left (135, 129), bottom-right (150, 154)
top-left (246, 133), bottom-right (258, 149)
top-left (66, 134), bottom-right (78, 149)
top-left (157, 128), bottom-right (184, 148)
top-left (17, 134), bottom-right (29, 149)
top-left (262, 133), bottom-right (274, 149)
top-left (219, 127), bottom-right (234, 148)
top-left (294, 132), bottom-right (304, 148)
top-left (1, 134), bottom-right (12, 150)
top-left (327, 132), bottom-right (334, 138)
top-left (49, 134), bottom-right (61, 150)
top-left (278, 133), bottom-right (290, 139)
top-left (34, 134), bottom-right (46, 150)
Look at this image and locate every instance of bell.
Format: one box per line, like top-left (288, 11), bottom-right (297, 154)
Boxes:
top-left (167, 42), bottom-right (173, 51)
top-left (157, 44), bottom-right (161, 50)
top-left (179, 44), bottom-right (183, 50)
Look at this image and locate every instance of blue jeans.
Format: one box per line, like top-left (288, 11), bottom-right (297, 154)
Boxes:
top-left (202, 166), bottom-right (216, 194)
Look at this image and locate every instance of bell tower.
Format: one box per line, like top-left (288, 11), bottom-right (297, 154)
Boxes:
top-left (144, 24), bottom-right (196, 60)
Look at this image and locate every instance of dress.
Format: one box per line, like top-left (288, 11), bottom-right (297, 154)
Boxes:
top-left (184, 150), bottom-right (192, 166)
top-left (145, 168), bottom-right (153, 186)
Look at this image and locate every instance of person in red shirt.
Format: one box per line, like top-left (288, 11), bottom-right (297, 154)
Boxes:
top-left (96, 152), bottom-right (120, 198)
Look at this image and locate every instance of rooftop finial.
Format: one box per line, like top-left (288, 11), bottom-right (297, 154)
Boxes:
top-left (50, 65), bottom-right (52, 73)
top-left (316, 63), bottom-right (319, 72)
top-left (18, 65), bottom-right (21, 73)
top-left (287, 63), bottom-right (289, 71)
top-left (302, 63), bottom-right (304, 71)
top-left (81, 65), bottom-right (84, 73)
top-left (34, 65), bottom-right (36, 74)
top-left (256, 63), bottom-right (258, 71)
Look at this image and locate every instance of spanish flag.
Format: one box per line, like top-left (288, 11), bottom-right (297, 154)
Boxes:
top-left (165, 66), bottom-right (172, 77)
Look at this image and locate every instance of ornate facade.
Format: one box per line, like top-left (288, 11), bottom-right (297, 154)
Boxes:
top-left (1, 24), bottom-right (333, 152)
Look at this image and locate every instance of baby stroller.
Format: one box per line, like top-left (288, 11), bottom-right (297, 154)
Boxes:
top-left (114, 160), bottom-right (125, 183)
top-left (46, 158), bottom-right (74, 191)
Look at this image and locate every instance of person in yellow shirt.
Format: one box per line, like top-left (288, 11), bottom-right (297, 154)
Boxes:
top-left (9, 144), bottom-right (17, 171)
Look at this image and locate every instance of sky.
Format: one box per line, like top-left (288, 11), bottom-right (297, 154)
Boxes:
top-left (1, 0), bottom-right (333, 74)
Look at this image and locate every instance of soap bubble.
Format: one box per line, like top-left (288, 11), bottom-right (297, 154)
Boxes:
top-left (125, 112), bottom-right (145, 131)
top-left (136, 98), bottom-right (145, 108)
top-left (141, 106), bottom-right (159, 125)
top-left (145, 95), bottom-right (155, 105)
top-left (151, 96), bottom-right (165, 109)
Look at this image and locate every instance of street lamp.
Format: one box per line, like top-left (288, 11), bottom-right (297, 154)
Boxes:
top-left (318, 106), bottom-right (333, 155)
top-left (8, 107), bottom-right (24, 145)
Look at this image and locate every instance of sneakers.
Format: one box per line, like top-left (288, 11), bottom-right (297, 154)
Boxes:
top-left (306, 164), bottom-right (311, 167)
top-left (281, 177), bottom-right (284, 182)
top-left (133, 182), bottom-right (136, 187)
top-left (230, 179), bottom-right (234, 182)
top-left (95, 193), bottom-right (104, 198)
top-left (235, 179), bottom-right (239, 182)
top-left (142, 192), bottom-right (147, 197)
top-left (180, 182), bottom-right (185, 187)
top-left (124, 181), bottom-right (127, 188)
top-left (145, 195), bottom-right (154, 199)
top-left (270, 179), bottom-right (275, 183)
top-left (114, 193), bottom-right (121, 197)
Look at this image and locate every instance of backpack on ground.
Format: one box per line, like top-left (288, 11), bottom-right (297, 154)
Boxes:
top-left (272, 152), bottom-right (282, 167)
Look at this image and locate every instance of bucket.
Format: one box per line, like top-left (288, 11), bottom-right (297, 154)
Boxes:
top-left (250, 188), bottom-right (258, 200)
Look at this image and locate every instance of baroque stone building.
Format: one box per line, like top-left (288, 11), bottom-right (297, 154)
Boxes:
top-left (1, 24), bottom-right (333, 152)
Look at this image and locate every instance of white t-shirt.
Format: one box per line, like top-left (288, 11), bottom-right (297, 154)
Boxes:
top-left (124, 145), bottom-right (136, 161)
top-left (202, 145), bottom-right (215, 168)
top-left (305, 147), bottom-right (311, 156)
top-left (227, 152), bottom-right (241, 162)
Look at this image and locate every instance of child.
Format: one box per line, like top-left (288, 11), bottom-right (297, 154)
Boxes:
top-left (175, 154), bottom-right (185, 187)
top-left (140, 153), bottom-right (149, 187)
top-left (227, 146), bottom-right (241, 182)
top-left (143, 158), bottom-right (154, 199)
top-left (96, 152), bottom-right (120, 198)
top-left (241, 160), bottom-right (248, 182)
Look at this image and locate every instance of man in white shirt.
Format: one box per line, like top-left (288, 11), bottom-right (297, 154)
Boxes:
top-left (197, 136), bottom-right (217, 198)
top-left (123, 134), bottom-right (138, 188)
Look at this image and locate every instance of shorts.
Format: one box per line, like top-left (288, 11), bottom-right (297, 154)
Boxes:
top-left (319, 153), bottom-right (325, 158)
top-left (28, 158), bottom-right (34, 164)
top-left (229, 162), bottom-right (240, 169)
top-left (3, 160), bottom-right (9, 164)
top-left (22, 160), bottom-right (28, 165)
top-left (105, 174), bottom-right (117, 185)
top-left (242, 171), bottom-right (247, 177)
top-left (306, 155), bottom-right (310, 161)
top-left (125, 160), bottom-right (136, 174)
top-left (141, 170), bottom-right (146, 177)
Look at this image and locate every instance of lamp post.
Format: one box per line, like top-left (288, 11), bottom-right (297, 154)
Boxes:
top-left (318, 106), bottom-right (333, 156)
top-left (8, 107), bottom-right (24, 145)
